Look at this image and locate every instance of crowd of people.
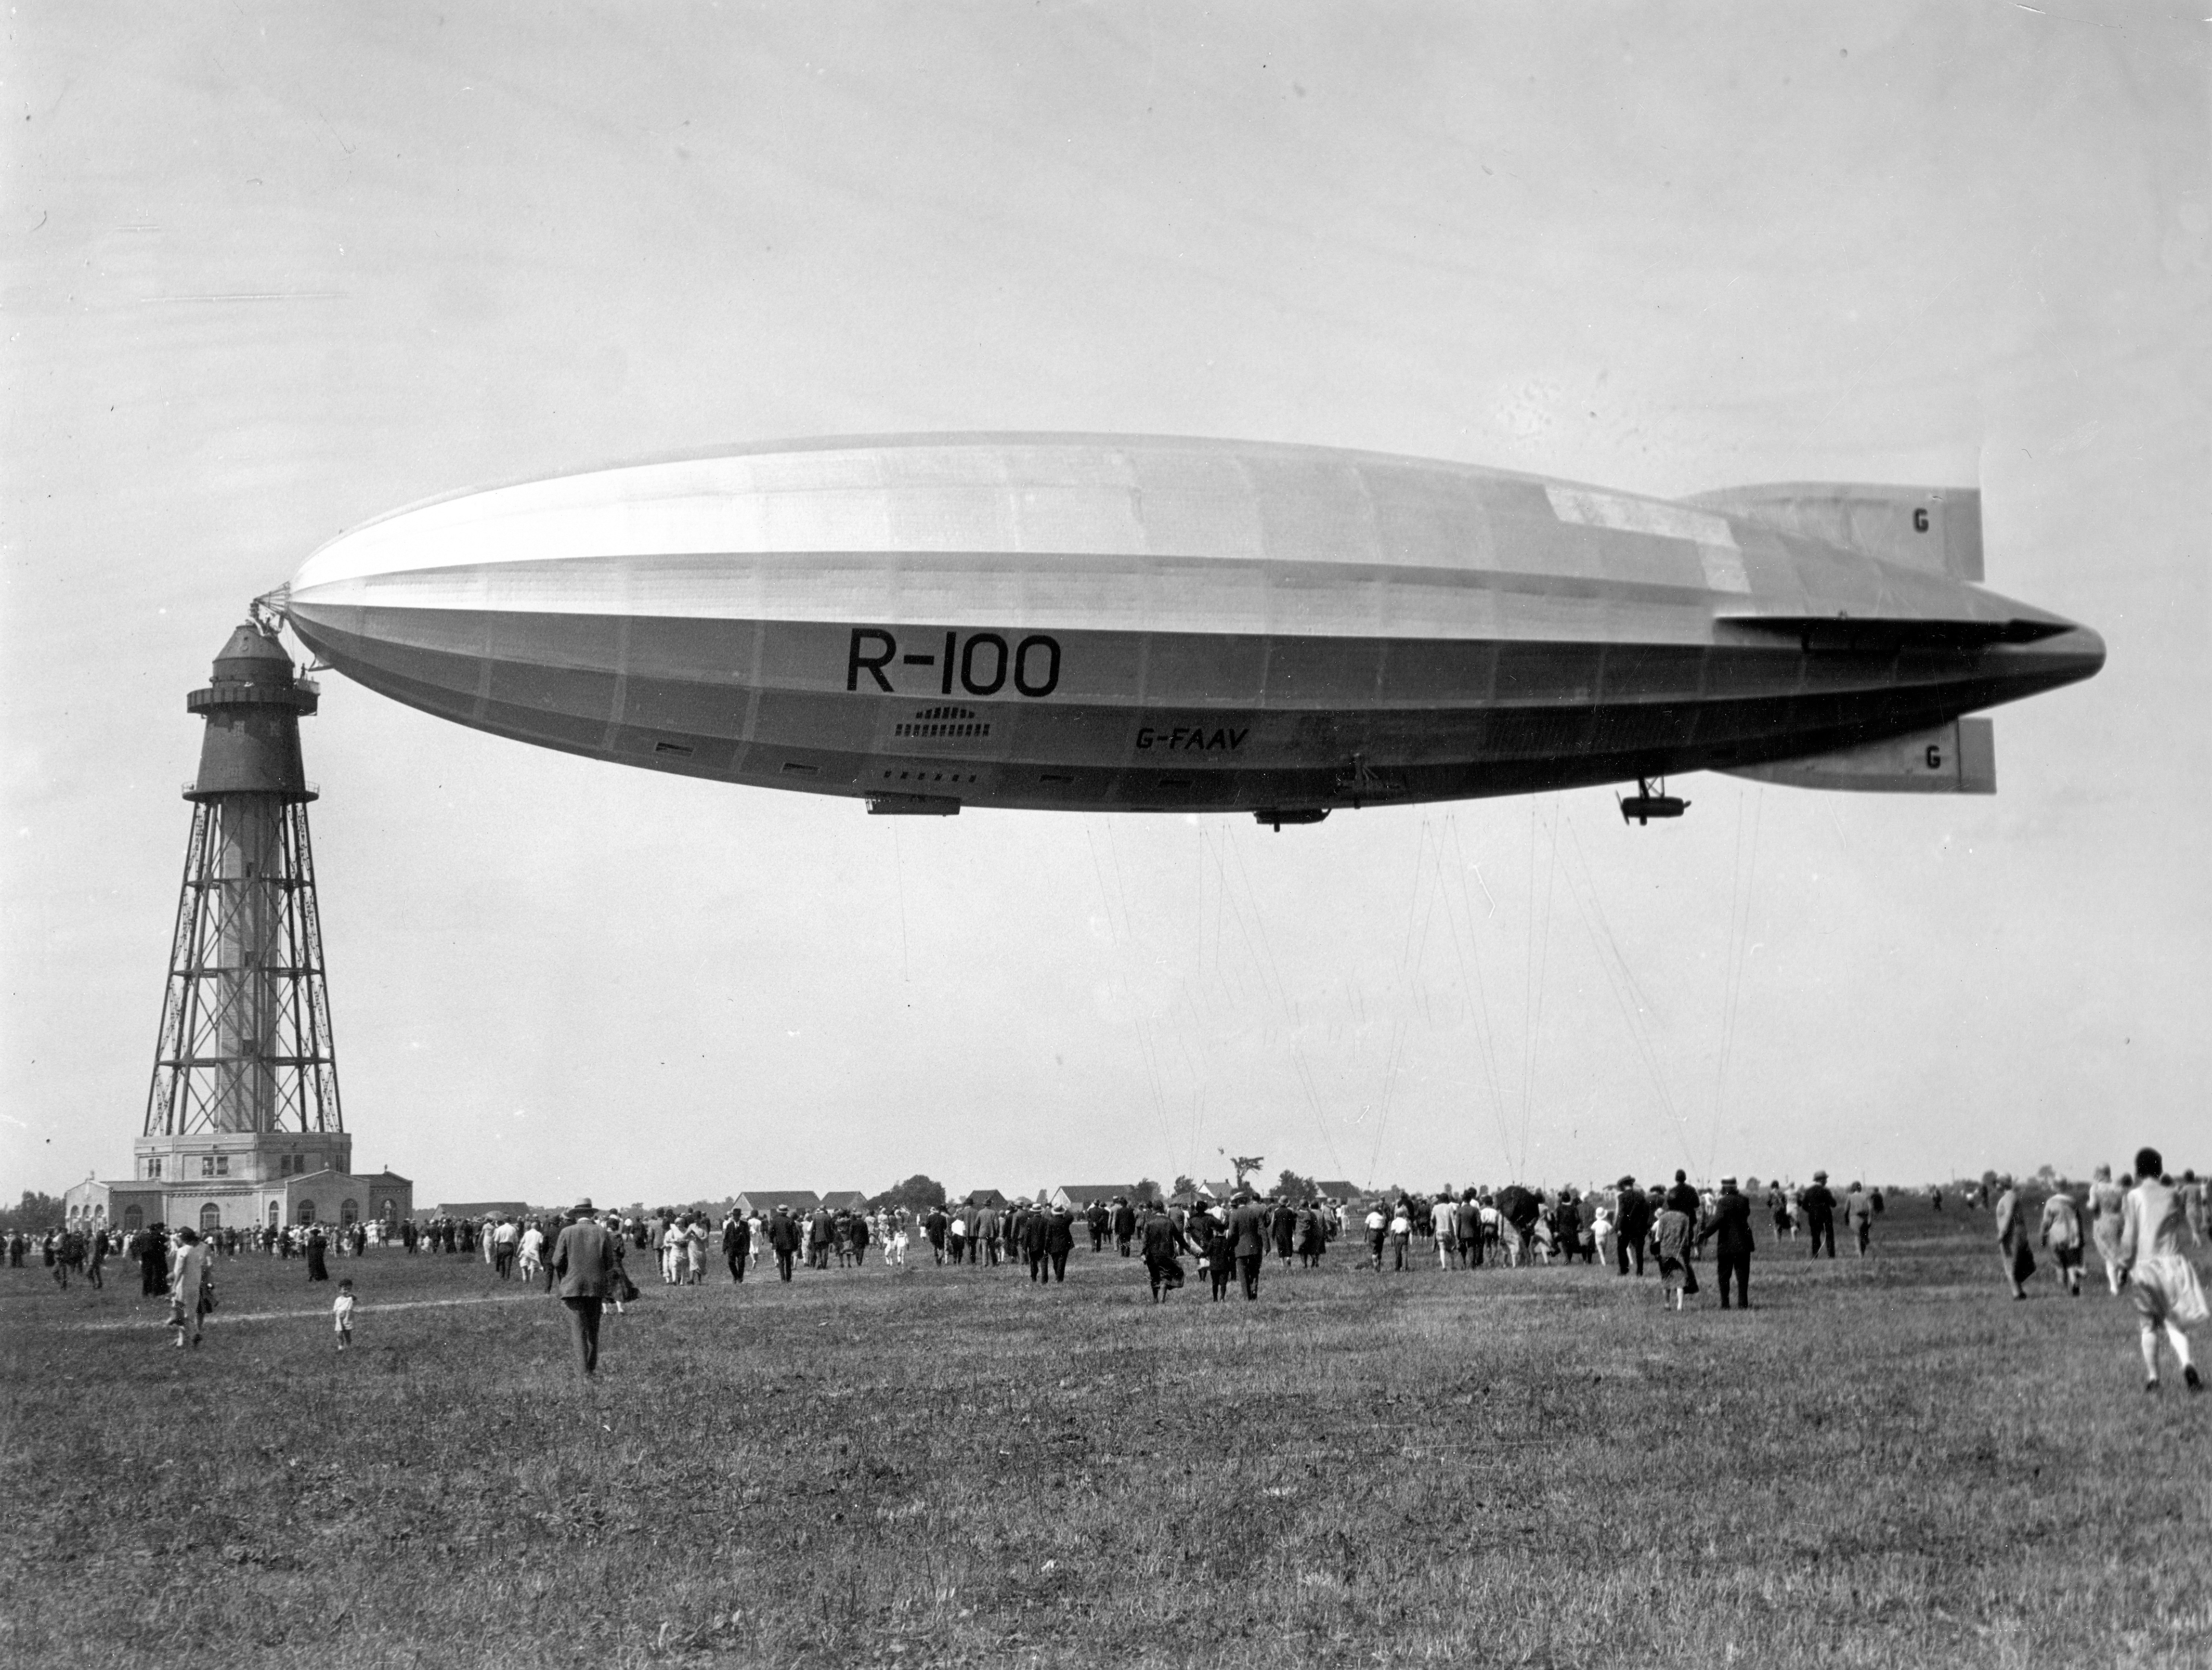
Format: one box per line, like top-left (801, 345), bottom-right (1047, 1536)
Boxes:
top-left (15, 1155), bottom-right (2204, 1388)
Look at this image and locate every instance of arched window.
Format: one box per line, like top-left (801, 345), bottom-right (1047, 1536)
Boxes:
top-left (123, 1206), bottom-right (143, 1234)
top-left (378, 1198), bottom-right (397, 1221)
top-left (199, 1203), bottom-right (221, 1233)
top-left (296, 1199), bottom-right (317, 1225)
top-left (267, 1201), bottom-right (280, 1228)
top-left (340, 1198), bottom-right (359, 1227)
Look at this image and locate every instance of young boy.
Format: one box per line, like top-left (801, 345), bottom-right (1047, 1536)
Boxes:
top-left (333, 1277), bottom-right (356, 1350)
top-left (1205, 1225), bottom-right (1236, 1301)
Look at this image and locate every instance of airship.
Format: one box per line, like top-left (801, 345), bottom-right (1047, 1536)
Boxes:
top-left (275, 434), bottom-right (2103, 826)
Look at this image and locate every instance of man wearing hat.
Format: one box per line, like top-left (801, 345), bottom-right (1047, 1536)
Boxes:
top-left (1801, 1171), bottom-right (1838, 1259)
top-left (550, 1200), bottom-right (620, 1378)
top-left (1697, 1177), bottom-right (1756, 1309)
top-left (1226, 1191), bottom-right (1268, 1300)
top-left (1845, 1181), bottom-right (1877, 1257)
top-left (765, 1204), bottom-right (802, 1281)
top-left (1613, 1177), bottom-right (1651, 1276)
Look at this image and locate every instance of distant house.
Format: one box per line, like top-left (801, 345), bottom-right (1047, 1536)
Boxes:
top-left (1050, 1184), bottom-right (1134, 1211)
top-left (1202, 1179), bottom-right (1233, 1200)
top-left (735, 1190), bottom-right (821, 1217)
top-left (963, 1188), bottom-right (1009, 1209)
top-left (1312, 1180), bottom-right (1360, 1202)
top-left (819, 1190), bottom-right (868, 1213)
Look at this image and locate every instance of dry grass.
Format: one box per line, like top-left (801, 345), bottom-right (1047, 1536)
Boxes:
top-left (3, 1201), bottom-right (2207, 1669)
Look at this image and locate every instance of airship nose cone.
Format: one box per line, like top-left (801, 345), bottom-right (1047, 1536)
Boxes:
top-left (2043, 623), bottom-right (2105, 682)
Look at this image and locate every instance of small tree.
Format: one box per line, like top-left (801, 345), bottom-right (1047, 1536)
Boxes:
top-left (1132, 1178), bottom-right (1163, 1206)
top-left (0, 1191), bottom-right (65, 1233)
top-left (1228, 1154), bottom-right (1265, 1190)
top-left (1172, 1174), bottom-right (1197, 1198)
top-left (1276, 1168), bottom-right (1317, 1201)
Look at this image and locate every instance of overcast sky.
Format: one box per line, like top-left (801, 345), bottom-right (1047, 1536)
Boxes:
top-left (4, 2), bottom-right (2205, 1208)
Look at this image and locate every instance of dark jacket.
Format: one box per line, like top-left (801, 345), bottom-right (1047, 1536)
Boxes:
top-left (1046, 1209), bottom-right (1076, 1255)
top-left (1140, 1213), bottom-right (1189, 1263)
top-left (1227, 1204), bottom-right (1268, 1258)
top-left (1614, 1188), bottom-right (1652, 1244)
top-left (1697, 1190), bottom-right (1756, 1256)
top-left (1800, 1184), bottom-right (1837, 1223)
top-left (765, 1213), bottom-right (802, 1254)
top-left (1111, 1203), bottom-right (1137, 1238)
top-left (552, 1219), bottom-right (619, 1299)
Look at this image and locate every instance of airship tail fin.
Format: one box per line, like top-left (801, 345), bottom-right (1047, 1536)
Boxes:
top-left (1719, 719), bottom-right (1995, 794)
top-left (1682, 483), bottom-right (1983, 583)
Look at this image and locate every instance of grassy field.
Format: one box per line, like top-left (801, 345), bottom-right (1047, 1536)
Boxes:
top-left (2, 1199), bottom-right (2206, 1669)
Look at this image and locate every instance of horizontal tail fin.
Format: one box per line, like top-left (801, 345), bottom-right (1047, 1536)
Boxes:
top-left (1720, 719), bottom-right (1995, 794)
top-left (1683, 483), bottom-right (1982, 583)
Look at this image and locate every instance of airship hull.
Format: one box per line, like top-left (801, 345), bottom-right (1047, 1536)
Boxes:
top-left (280, 436), bottom-right (2103, 817)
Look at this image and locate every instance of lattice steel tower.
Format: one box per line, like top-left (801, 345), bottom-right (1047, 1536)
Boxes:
top-left (141, 620), bottom-right (347, 1176)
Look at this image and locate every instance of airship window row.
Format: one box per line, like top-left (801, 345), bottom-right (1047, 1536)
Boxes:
top-left (894, 721), bottom-right (992, 739)
top-left (881, 770), bottom-right (979, 785)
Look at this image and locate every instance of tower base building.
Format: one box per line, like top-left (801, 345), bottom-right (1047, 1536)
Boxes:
top-left (66, 1134), bottom-right (413, 1239)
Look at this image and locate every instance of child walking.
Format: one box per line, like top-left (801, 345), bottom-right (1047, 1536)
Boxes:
top-left (2119, 1146), bottom-right (2206, 1394)
top-left (1654, 1202), bottom-right (1697, 1311)
top-left (333, 1278), bottom-right (356, 1350)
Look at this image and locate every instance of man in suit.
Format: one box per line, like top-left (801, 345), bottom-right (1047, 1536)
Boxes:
top-left (1227, 1192), bottom-right (1269, 1300)
top-left (721, 1210), bottom-right (751, 1283)
top-left (1614, 1176), bottom-right (1651, 1276)
top-left (1047, 1203), bottom-right (1077, 1282)
top-left (1845, 1182), bottom-right (1876, 1257)
top-left (1454, 1192), bottom-right (1484, 1270)
top-left (1111, 1196), bottom-right (1137, 1257)
top-left (1664, 1170), bottom-right (1701, 1224)
top-left (1696, 1176), bottom-right (1756, 1310)
top-left (1086, 1200), bottom-right (1109, 1253)
top-left (1021, 1202), bottom-right (1052, 1283)
top-left (551, 1199), bottom-right (620, 1378)
top-left (765, 1205), bottom-right (802, 1282)
top-left (1801, 1171), bottom-right (1838, 1259)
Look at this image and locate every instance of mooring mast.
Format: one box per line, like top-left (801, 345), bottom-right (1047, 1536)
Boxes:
top-left (143, 620), bottom-right (343, 1155)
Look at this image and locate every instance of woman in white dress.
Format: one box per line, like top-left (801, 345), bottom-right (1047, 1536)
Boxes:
top-left (2118, 1145), bottom-right (2206, 1394)
top-left (2087, 1164), bottom-right (2128, 1295)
